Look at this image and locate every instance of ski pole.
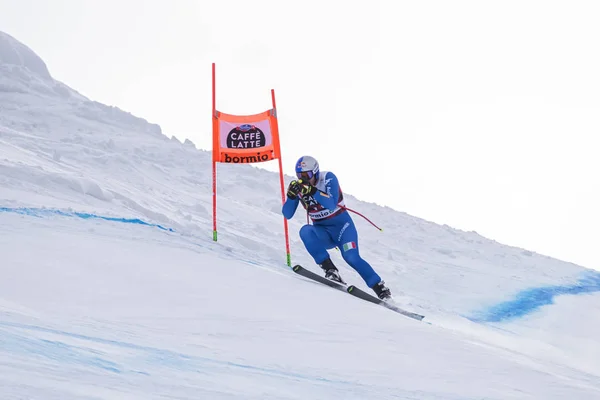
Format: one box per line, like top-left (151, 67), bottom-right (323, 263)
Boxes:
top-left (342, 206), bottom-right (383, 231)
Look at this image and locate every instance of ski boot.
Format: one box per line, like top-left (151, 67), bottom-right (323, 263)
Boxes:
top-left (320, 258), bottom-right (345, 284)
top-left (372, 280), bottom-right (392, 300)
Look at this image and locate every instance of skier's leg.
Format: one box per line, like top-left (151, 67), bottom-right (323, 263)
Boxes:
top-left (299, 224), bottom-right (336, 264)
top-left (299, 224), bottom-right (344, 282)
top-left (336, 217), bottom-right (383, 289)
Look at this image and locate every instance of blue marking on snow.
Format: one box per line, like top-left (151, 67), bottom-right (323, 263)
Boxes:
top-left (469, 270), bottom-right (600, 323)
top-left (0, 321), bottom-right (351, 384)
top-left (0, 327), bottom-right (122, 373)
top-left (0, 207), bottom-right (175, 232)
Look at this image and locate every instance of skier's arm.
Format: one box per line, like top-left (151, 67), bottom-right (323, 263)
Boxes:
top-left (313, 172), bottom-right (340, 211)
top-left (282, 196), bottom-right (300, 219)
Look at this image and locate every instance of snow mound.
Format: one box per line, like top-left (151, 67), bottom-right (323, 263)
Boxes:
top-left (0, 31), bottom-right (51, 80)
top-left (0, 30), bottom-right (163, 138)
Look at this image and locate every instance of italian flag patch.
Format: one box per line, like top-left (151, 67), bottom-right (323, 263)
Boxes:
top-left (342, 242), bottom-right (357, 251)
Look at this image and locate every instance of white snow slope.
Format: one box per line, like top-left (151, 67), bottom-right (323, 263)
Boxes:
top-left (1, 30), bottom-right (600, 399)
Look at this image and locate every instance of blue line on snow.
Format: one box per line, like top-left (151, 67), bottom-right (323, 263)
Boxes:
top-left (0, 328), bottom-right (122, 373)
top-left (469, 270), bottom-right (600, 323)
top-left (0, 207), bottom-right (175, 232)
top-left (0, 320), bottom-right (352, 384)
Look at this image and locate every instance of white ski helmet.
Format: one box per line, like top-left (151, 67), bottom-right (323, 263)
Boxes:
top-left (295, 155), bottom-right (320, 181)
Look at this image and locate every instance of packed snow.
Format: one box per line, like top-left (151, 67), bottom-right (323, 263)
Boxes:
top-left (2, 30), bottom-right (600, 399)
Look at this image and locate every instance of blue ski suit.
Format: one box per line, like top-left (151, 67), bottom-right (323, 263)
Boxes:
top-left (282, 171), bottom-right (382, 288)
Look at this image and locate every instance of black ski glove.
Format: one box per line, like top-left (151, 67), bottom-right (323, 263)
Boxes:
top-left (298, 179), bottom-right (318, 196)
top-left (287, 180), bottom-right (301, 199)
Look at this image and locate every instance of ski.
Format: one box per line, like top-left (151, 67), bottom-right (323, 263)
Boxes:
top-left (292, 265), bottom-right (425, 322)
top-left (347, 285), bottom-right (425, 321)
top-left (292, 264), bottom-right (347, 291)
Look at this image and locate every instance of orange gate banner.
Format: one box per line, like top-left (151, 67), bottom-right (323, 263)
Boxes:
top-left (212, 110), bottom-right (281, 164)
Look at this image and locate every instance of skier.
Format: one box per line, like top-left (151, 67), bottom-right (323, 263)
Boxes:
top-left (282, 155), bottom-right (392, 300)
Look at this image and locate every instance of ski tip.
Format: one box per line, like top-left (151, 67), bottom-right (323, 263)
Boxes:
top-left (407, 312), bottom-right (426, 322)
top-left (292, 265), bottom-right (302, 272)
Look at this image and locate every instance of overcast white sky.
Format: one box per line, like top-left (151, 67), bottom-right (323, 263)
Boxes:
top-left (1, 0), bottom-right (600, 269)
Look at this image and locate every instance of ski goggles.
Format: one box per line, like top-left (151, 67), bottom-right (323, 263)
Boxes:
top-left (296, 170), bottom-right (315, 180)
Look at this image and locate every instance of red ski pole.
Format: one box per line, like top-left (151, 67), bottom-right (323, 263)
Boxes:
top-left (342, 206), bottom-right (383, 231)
